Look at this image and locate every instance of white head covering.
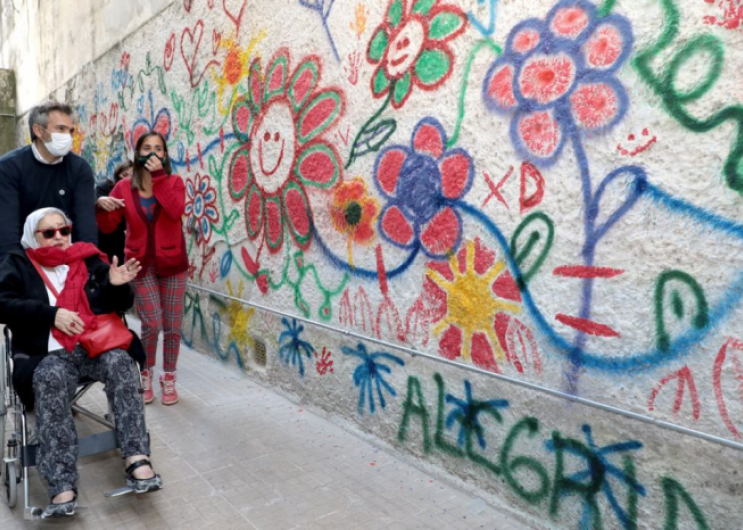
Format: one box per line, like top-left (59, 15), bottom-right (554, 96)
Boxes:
top-left (21, 207), bottom-right (72, 353)
top-left (21, 207), bottom-right (72, 250)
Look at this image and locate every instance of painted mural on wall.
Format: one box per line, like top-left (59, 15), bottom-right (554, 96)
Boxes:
top-left (35, 0), bottom-right (743, 527)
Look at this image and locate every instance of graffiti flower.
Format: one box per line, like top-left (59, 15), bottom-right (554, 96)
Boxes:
top-left (229, 48), bottom-right (345, 252)
top-left (374, 117), bottom-right (473, 258)
top-left (546, 425), bottom-right (646, 528)
top-left (330, 178), bottom-right (379, 244)
top-left (446, 380), bottom-right (509, 449)
top-left (185, 173), bottom-right (220, 243)
top-left (278, 317), bottom-right (315, 377)
top-left (483, 0), bottom-right (632, 164)
top-left (342, 342), bottom-right (405, 415)
top-left (424, 239), bottom-right (522, 372)
top-left (367, 0), bottom-right (467, 108)
top-left (330, 177), bottom-right (379, 267)
top-left (130, 108), bottom-right (172, 152)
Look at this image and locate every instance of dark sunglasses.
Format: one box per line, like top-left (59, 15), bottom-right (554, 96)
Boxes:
top-left (36, 225), bottom-right (72, 239)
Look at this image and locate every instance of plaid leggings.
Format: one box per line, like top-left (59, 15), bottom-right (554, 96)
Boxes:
top-left (131, 267), bottom-right (186, 372)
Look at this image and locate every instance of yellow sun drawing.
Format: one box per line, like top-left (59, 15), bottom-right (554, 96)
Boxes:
top-left (223, 278), bottom-right (255, 352)
top-left (211, 31), bottom-right (267, 117)
top-left (426, 240), bottom-right (520, 361)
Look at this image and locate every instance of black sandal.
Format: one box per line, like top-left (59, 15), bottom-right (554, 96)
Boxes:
top-left (125, 459), bottom-right (163, 494)
top-left (41, 492), bottom-right (77, 519)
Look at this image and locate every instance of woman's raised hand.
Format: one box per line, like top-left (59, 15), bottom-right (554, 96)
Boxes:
top-left (109, 256), bottom-right (142, 286)
top-left (144, 155), bottom-right (163, 173)
top-left (54, 309), bottom-right (85, 336)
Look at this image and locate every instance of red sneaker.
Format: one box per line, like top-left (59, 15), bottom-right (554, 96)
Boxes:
top-left (141, 369), bottom-right (154, 404)
top-left (160, 372), bottom-right (179, 406)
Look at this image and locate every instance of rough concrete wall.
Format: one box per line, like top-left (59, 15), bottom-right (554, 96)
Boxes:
top-left (0, 69), bottom-right (15, 156)
top-left (7, 0), bottom-right (743, 528)
top-left (0, 0), bottom-right (173, 114)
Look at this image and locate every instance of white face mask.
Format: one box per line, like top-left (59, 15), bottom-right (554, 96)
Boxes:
top-left (42, 131), bottom-right (73, 158)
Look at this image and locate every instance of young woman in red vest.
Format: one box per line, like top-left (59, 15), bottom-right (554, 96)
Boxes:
top-left (97, 131), bottom-right (187, 405)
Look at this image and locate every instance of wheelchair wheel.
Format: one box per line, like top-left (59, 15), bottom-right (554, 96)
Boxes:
top-left (4, 460), bottom-right (17, 508)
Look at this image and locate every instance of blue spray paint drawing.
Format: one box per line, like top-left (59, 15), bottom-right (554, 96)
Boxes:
top-left (546, 424), bottom-right (646, 530)
top-left (299, 0), bottom-right (340, 62)
top-left (278, 318), bottom-right (315, 377)
top-left (468, 0), bottom-right (499, 37)
top-left (446, 380), bottom-right (509, 449)
top-left (342, 342), bottom-right (405, 414)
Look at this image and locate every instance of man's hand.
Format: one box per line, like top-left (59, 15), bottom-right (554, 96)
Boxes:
top-left (96, 196), bottom-right (125, 212)
top-left (54, 309), bottom-right (85, 336)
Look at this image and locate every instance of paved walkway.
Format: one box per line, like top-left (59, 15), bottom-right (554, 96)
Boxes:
top-left (2, 326), bottom-right (528, 529)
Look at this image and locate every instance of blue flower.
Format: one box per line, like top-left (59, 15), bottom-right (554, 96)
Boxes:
top-left (342, 342), bottom-right (405, 415)
top-left (278, 318), bottom-right (314, 377)
top-left (373, 117), bottom-right (474, 259)
top-left (482, 0), bottom-right (633, 165)
top-left (446, 380), bottom-right (509, 449)
top-left (546, 424), bottom-right (646, 529)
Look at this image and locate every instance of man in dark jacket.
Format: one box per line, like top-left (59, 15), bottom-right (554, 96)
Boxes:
top-left (0, 101), bottom-right (97, 255)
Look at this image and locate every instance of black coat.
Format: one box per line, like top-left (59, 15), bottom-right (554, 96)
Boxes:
top-left (0, 146), bottom-right (98, 256)
top-left (0, 249), bottom-right (137, 408)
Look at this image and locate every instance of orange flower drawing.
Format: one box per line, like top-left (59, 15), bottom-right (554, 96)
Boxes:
top-left (330, 177), bottom-right (379, 268)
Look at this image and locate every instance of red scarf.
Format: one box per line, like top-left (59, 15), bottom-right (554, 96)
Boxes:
top-left (26, 243), bottom-right (108, 352)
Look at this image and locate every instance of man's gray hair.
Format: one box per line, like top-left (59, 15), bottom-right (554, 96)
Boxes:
top-left (28, 101), bottom-right (73, 141)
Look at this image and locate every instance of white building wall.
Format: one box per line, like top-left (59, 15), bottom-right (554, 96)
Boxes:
top-left (3, 1), bottom-right (743, 528)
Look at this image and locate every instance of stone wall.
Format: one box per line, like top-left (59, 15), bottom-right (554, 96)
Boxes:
top-left (0, 69), bottom-right (15, 156)
top-left (3, 1), bottom-right (743, 528)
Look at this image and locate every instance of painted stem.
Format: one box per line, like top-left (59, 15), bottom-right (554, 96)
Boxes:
top-left (448, 39), bottom-right (502, 149)
top-left (566, 131), bottom-right (597, 396)
top-left (311, 224), bottom-right (420, 281)
top-left (345, 89), bottom-right (393, 169)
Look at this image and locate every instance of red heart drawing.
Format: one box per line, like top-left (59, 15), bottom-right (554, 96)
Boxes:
top-left (180, 21), bottom-right (203, 78)
top-left (98, 112), bottom-right (108, 136)
top-left (212, 29), bottom-right (222, 56)
top-left (108, 103), bottom-right (119, 135)
top-left (180, 20), bottom-right (220, 88)
top-left (223, 0), bottom-right (247, 37)
top-left (164, 33), bottom-right (176, 71)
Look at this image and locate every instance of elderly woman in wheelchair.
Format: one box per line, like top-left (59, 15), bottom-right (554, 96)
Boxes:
top-left (0, 207), bottom-right (162, 518)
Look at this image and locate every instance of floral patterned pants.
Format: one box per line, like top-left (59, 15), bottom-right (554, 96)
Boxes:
top-left (33, 346), bottom-right (150, 498)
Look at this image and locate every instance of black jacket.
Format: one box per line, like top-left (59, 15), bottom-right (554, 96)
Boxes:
top-left (0, 145), bottom-right (98, 256)
top-left (0, 249), bottom-right (136, 408)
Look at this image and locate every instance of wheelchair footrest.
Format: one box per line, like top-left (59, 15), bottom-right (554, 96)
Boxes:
top-left (79, 430), bottom-right (119, 458)
top-left (22, 430), bottom-right (120, 467)
top-left (104, 486), bottom-right (135, 498)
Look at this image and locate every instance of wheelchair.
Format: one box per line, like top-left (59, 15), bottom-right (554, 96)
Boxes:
top-left (1, 326), bottom-right (146, 520)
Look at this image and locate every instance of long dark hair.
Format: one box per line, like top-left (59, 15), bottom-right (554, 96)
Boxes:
top-left (113, 160), bottom-right (133, 182)
top-left (132, 131), bottom-right (172, 190)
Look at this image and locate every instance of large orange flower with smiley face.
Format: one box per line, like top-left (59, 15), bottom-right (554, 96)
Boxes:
top-left (229, 48), bottom-right (345, 252)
